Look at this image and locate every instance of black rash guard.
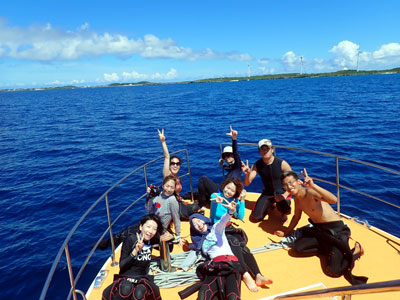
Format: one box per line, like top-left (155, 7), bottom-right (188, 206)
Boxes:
top-left (119, 233), bottom-right (153, 278)
top-left (255, 156), bottom-right (285, 196)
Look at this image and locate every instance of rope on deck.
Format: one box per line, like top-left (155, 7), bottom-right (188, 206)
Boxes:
top-left (251, 228), bottom-right (305, 254)
top-left (149, 251), bottom-right (205, 288)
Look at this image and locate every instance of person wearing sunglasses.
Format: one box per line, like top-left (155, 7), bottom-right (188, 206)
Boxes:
top-left (158, 128), bottom-right (182, 182)
top-left (158, 128), bottom-right (200, 219)
top-left (241, 139), bottom-right (292, 223)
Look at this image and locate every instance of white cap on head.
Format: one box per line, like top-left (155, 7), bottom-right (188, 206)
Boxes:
top-left (222, 146), bottom-right (233, 154)
top-left (258, 139), bottom-right (272, 149)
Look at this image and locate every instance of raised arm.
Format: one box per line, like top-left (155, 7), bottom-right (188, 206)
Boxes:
top-left (158, 128), bottom-right (170, 178)
top-left (302, 168), bottom-right (337, 204)
top-left (214, 200), bottom-right (237, 235)
top-left (242, 160), bottom-right (257, 186)
top-left (226, 125), bottom-right (238, 141)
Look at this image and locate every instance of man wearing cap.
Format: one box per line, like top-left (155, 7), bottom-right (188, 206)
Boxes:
top-left (241, 139), bottom-right (292, 223)
top-left (197, 125), bottom-right (243, 207)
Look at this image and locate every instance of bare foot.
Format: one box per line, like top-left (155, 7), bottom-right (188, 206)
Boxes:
top-left (255, 273), bottom-right (273, 286)
top-left (354, 241), bottom-right (365, 257)
top-left (243, 272), bottom-right (258, 292)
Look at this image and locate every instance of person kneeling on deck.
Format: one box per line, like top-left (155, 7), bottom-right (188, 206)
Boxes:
top-left (275, 169), bottom-right (368, 285)
top-left (179, 201), bottom-right (248, 300)
top-left (241, 139), bottom-right (292, 223)
top-left (102, 214), bottom-right (163, 300)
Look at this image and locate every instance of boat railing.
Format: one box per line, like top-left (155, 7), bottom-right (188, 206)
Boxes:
top-left (273, 279), bottom-right (400, 299)
top-left (40, 144), bottom-right (400, 300)
top-left (220, 142), bottom-right (400, 214)
top-left (39, 149), bottom-right (194, 300)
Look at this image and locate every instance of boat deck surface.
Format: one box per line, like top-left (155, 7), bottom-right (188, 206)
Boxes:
top-left (87, 193), bottom-right (400, 300)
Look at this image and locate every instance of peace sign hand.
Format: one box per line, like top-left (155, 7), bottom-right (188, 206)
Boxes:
top-left (134, 232), bottom-right (145, 254)
top-left (300, 168), bottom-right (314, 188)
top-left (221, 198), bottom-right (237, 214)
top-left (241, 160), bottom-right (250, 175)
top-left (215, 195), bottom-right (227, 204)
top-left (157, 128), bottom-right (165, 142)
top-left (226, 125), bottom-right (238, 140)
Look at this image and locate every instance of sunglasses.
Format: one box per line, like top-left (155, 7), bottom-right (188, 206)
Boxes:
top-left (170, 161), bottom-right (181, 166)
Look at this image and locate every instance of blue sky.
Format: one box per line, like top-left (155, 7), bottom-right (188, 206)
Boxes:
top-left (1, 0), bottom-right (399, 89)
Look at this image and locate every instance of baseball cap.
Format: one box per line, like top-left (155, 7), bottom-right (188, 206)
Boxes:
top-left (258, 139), bottom-right (272, 149)
top-left (222, 146), bottom-right (233, 156)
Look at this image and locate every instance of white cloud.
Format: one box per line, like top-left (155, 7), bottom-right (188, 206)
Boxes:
top-left (226, 53), bottom-right (252, 61)
top-left (257, 58), bottom-right (275, 74)
top-left (79, 22), bottom-right (89, 31)
top-left (258, 58), bottom-right (269, 65)
top-left (104, 73), bottom-right (119, 81)
top-left (312, 58), bottom-right (332, 71)
top-left (116, 68), bottom-right (178, 82)
top-left (372, 43), bottom-right (400, 65)
top-left (270, 40), bottom-right (400, 74)
top-left (122, 71), bottom-right (148, 81)
top-left (258, 66), bottom-right (275, 74)
top-left (151, 68), bottom-right (178, 80)
top-left (71, 79), bottom-right (85, 84)
top-left (0, 22), bottom-right (253, 62)
top-left (47, 79), bottom-right (63, 85)
top-left (281, 51), bottom-right (301, 70)
top-left (328, 41), bottom-right (400, 70)
top-left (329, 40), bottom-right (360, 68)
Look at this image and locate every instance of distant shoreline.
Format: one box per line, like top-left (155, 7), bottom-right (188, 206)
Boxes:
top-left (2, 67), bottom-right (399, 92)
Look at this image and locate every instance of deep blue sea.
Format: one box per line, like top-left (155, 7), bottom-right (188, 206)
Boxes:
top-left (1, 74), bottom-right (399, 300)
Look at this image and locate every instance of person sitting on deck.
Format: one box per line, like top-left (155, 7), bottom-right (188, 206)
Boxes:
top-left (158, 128), bottom-right (200, 219)
top-left (197, 125), bottom-right (243, 207)
top-left (102, 214), bottom-right (163, 300)
top-left (275, 169), bottom-right (368, 285)
top-left (146, 175), bottom-right (186, 271)
top-left (241, 138), bottom-right (292, 223)
top-left (179, 201), bottom-right (245, 300)
top-left (210, 177), bottom-right (273, 292)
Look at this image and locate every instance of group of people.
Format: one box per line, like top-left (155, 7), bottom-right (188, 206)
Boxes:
top-left (102, 126), bottom-right (367, 300)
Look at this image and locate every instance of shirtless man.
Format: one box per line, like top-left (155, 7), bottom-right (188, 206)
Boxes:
top-left (241, 139), bottom-right (292, 222)
top-left (276, 169), bottom-right (367, 285)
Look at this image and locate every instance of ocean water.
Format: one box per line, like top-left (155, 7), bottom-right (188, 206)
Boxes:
top-left (0, 74), bottom-right (399, 299)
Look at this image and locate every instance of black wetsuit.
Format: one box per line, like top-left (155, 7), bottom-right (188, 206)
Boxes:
top-left (102, 233), bottom-right (161, 300)
top-left (179, 260), bottom-right (244, 300)
top-left (198, 139), bottom-right (242, 207)
top-left (225, 224), bottom-right (262, 280)
top-left (223, 139), bottom-right (242, 180)
top-left (293, 220), bottom-right (368, 285)
top-left (250, 156), bottom-right (291, 222)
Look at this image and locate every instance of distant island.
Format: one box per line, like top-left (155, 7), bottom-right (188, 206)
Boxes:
top-left (2, 67), bottom-right (399, 92)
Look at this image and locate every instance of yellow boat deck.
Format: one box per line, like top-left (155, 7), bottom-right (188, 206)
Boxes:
top-left (87, 193), bottom-right (400, 299)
